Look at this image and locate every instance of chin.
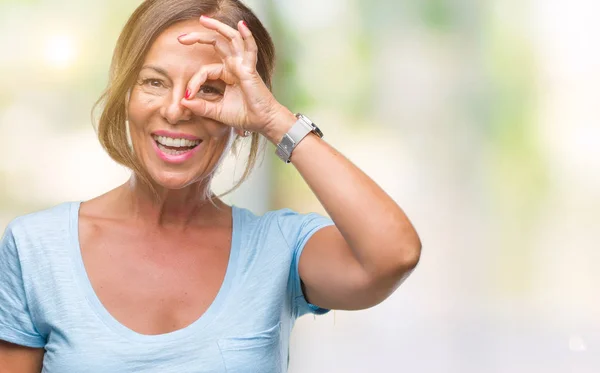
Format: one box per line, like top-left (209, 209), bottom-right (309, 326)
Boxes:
top-left (148, 169), bottom-right (207, 190)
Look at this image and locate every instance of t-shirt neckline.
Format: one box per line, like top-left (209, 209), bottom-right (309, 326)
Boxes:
top-left (68, 201), bottom-right (241, 343)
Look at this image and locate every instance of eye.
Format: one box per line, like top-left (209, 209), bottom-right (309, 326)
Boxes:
top-left (198, 85), bottom-right (223, 95)
top-left (141, 78), bottom-right (165, 88)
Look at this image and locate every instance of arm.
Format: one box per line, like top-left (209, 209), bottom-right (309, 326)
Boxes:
top-left (264, 110), bottom-right (422, 310)
top-left (0, 341), bottom-right (44, 373)
top-left (177, 16), bottom-right (421, 310)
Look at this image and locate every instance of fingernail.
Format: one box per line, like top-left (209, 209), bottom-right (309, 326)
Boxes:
top-left (185, 89), bottom-right (191, 99)
top-left (178, 33), bottom-right (187, 39)
top-left (242, 21), bottom-right (248, 28)
top-left (200, 15), bottom-right (211, 20)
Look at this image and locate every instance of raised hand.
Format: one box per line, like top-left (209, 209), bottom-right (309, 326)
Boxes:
top-left (178, 16), bottom-right (285, 136)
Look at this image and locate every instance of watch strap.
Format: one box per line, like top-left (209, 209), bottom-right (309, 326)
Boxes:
top-left (275, 119), bottom-right (312, 163)
top-left (275, 114), bottom-right (319, 163)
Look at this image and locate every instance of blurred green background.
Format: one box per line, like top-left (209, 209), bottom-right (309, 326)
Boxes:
top-left (1, 0), bottom-right (599, 371)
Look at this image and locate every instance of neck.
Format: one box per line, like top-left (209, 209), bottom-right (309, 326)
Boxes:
top-left (114, 174), bottom-right (227, 229)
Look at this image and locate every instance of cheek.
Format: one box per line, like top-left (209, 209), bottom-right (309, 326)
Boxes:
top-left (203, 119), bottom-right (231, 138)
top-left (127, 89), bottom-right (160, 132)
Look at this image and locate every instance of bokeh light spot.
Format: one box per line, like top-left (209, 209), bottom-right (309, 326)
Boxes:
top-left (44, 34), bottom-right (77, 69)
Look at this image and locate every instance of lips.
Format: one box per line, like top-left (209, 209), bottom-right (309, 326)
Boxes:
top-left (152, 135), bottom-right (201, 154)
top-left (150, 132), bottom-right (204, 163)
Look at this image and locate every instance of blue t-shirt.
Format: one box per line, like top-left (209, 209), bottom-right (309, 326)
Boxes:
top-left (0, 201), bottom-right (334, 372)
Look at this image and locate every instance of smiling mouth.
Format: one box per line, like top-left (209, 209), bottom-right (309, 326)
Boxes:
top-left (152, 135), bottom-right (202, 155)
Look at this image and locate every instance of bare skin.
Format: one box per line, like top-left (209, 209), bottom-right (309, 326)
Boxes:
top-left (0, 341), bottom-right (44, 373)
top-left (78, 185), bottom-right (233, 336)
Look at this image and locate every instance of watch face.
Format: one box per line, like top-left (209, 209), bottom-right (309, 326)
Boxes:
top-left (297, 113), bottom-right (324, 138)
top-left (312, 125), bottom-right (323, 138)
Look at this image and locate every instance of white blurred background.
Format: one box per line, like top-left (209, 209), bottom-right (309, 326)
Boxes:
top-left (1, 0), bottom-right (599, 372)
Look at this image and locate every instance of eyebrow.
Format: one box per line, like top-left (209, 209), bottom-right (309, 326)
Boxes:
top-left (140, 65), bottom-right (170, 77)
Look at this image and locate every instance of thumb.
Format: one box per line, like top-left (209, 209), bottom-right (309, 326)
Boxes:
top-left (181, 97), bottom-right (221, 122)
top-left (181, 63), bottom-right (230, 122)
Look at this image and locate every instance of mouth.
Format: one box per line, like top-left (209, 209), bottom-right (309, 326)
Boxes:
top-left (151, 133), bottom-right (204, 163)
top-left (152, 134), bottom-right (202, 155)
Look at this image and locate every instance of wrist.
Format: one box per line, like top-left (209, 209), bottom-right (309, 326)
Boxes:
top-left (261, 106), bottom-right (297, 144)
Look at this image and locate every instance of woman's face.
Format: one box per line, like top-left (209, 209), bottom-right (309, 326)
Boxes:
top-left (127, 20), bottom-right (232, 190)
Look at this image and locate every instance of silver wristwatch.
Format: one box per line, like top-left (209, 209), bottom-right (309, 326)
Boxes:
top-left (275, 113), bottom-right (324, 163)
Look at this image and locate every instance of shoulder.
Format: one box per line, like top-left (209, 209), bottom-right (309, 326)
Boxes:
top-left (3, 201), bottom-right (77, 249)
top-left (234, 205), bottom-right (318, 228)
top-left (234, 206), bottom-right (333, 247)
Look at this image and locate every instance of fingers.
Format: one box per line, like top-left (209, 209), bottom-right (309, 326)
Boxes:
top-left (180, 65), bottom-right (222, 120)
top-left (185, 63), bottom-right (233, 97)
top-left (199, 15), bottom-right (245, 55)
top-left (180, 16), bottom-right (259, 69)
top-left (178, 32), bottom-right (234, 59)
top-left (238, 20), bottom-right (258, 69)
top-left (180, 96), bottom-right (221, 122)
top-left (181, 63), bottom-right (236, 121)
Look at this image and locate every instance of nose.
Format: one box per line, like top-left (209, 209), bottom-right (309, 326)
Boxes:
top-left (160, 89), bottom-right (192, 125)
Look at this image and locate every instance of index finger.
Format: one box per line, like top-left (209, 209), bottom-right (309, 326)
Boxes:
top-left (185, 63), bottom-right (235, 98)
top-left (178, 32), bottom-right (234, 58)
top-left (199, 15), bottom-right (245, 52)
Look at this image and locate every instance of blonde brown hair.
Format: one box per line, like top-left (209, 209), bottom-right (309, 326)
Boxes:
top-left (93, 0), bottom-right (275, 199)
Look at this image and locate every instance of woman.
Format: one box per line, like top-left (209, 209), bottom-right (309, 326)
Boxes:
top-left (0, 0), bottom-right (421, 371)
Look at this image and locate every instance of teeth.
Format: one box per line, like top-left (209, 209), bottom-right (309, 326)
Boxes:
top-left (157, 143), bottom-right (193, 155)
top-left (153, 135), bottom-right (201, 148)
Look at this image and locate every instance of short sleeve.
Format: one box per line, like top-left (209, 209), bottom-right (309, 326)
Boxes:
top-left (0, 223), bottom-right (45, 348)
top-left (276, 209), bottom-right (335, 318)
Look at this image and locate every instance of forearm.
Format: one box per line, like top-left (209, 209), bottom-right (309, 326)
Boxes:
top-left (263, 108), bottom-right (422, 279)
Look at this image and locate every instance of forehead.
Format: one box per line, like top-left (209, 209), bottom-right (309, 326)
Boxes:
top-left (143, 20), bottom-right (222, 75)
